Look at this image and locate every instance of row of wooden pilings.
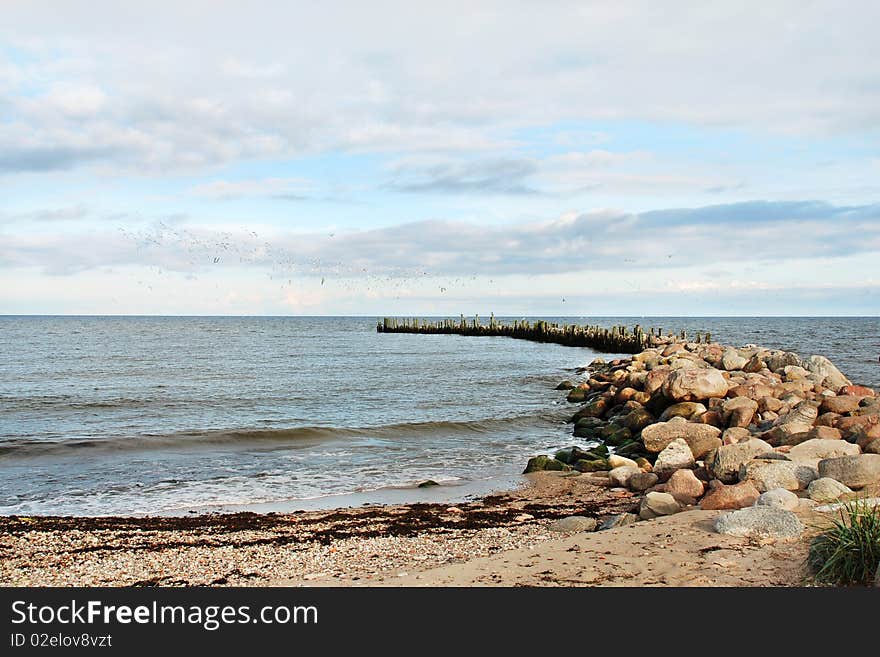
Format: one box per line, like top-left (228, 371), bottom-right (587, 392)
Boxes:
top-left (376, 314), bottom-right (711, 354)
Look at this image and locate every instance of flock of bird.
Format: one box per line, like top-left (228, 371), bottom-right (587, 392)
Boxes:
top-left (117, 221), bottom-right (503, 300)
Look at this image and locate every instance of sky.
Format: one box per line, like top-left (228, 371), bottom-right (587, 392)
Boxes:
top-left (1, 1), bottom-right (879, 316)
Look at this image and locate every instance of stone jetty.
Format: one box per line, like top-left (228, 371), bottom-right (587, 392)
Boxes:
top-left (527, 341), bottom-right (880, 540)
top-left (377, 315), bottom-right (710, 354)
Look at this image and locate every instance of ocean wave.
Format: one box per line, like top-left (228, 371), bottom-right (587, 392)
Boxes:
top-left (0, 413), bottom-right (557, 459)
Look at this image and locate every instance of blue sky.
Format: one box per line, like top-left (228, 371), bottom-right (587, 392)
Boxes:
top-left (1, 1), bottom-right (878, 315)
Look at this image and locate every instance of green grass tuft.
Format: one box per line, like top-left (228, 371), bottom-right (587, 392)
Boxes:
top-left (808, 500), bottom-right (880, 586)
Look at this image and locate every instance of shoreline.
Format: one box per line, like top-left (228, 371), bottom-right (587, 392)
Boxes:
top-left (3, 337), bottom-right (879, 587)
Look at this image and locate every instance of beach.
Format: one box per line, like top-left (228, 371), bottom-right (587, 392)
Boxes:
top-left (0, 470), bottom-right (830, 587)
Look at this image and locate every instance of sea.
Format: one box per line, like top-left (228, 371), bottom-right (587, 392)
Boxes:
top-left (1, 316), bottom-right (877, 516)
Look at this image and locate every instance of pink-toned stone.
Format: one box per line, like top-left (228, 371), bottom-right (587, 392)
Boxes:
top-left (666, 468), bottom-right (705, 499)
top-left (662, 368), bottom-right (729, 402)
top-left (840, 385), bottom-right (876, 397)
top-left (821, 395), bottom-right (864, 415)
top-left (699, 480), bottom-right (761, 510)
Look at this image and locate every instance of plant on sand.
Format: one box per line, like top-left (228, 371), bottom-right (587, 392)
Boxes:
top-left (808, 500), bottom-right (880, 586)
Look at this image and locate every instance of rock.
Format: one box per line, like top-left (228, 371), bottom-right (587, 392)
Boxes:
top-left (803, 355), bottom-right (851, 390)
top-left (766, 351), bottom-right (802, 373)
top-left (707, 439), bottom-right (773, 483)
top-left (755, 488), bottom-right (799, 511)
top-left (573, 458), bottom-right (609, 472)
top-left (641, 418), bottom-right (722, 455)
top-left (573, 396), bottom-right (608, 418)
top-left (867, 440), bottom-right (880, 454)
top-left (597, 513), bottom-right (639, 531)
top-left (622, 406), bottom-right (655, 432)
top-left (722, 427), bottom-right (752, 445)
top-left (566, 387), bottom-right (589, 403)
top-left (780, 401), bottom-right (819, 427)
top-left (662, 368), bottom-right (729, 402)
top-left (760, 396), bottom-right (784, 413)
top-left (722, 396), bottom-right (759, 416)
top-left (666, 469), bottom-right (705, 499)
top-left (658, 402), bottom-right (707, 422)
top-left (738, 459), bottom-right (818, 492)
top-left (729, 383), bottom-right (775, 400)
top-left (839, 384), bottom-right (875, 397)
top-left (781, 426), bottom-right (843, 446)
top-left (788, 438), bottom-right (860, 468)
top-left (722, 349), bottom-right (748, 371)
top-left (713, 506), bottom-right (804, 539)
top-left (806, 477), bottom-right (853, 503)
top-left (628, 471), bottom-right (659, 492)
top-left (817, 454), bottom-right (880, 489)
top-left (700, 480), bottom-right (761, 510)
top-left (555, 446), bottom-right (599, 464)
top-left (417, 480), bottom-right (439, 488)
top-left (609, 465), bottom-right (642, 487)
top-left (555, 380), bottom-right (576, 390)
top-left (821, 395), bottom-right (863, 415)
top-left (653, 438), bottom-right (696, 480)
top-left (523, 456), bottom-right (571, 474)
top-left (548, 516), bottom-right (598, 533)
top-left (639, 491), bottom-right (680, 520)
top-left (835, 414), bottom-right (880, 437)
top-left (607, 454), bottom-right (639, 469)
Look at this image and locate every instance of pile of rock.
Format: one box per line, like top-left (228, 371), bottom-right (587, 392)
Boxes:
top-left (527, 341), bottom-right (880, 538)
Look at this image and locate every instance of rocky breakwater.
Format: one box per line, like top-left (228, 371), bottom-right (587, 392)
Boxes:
top-left (525, 341), bottom-right (880, 540)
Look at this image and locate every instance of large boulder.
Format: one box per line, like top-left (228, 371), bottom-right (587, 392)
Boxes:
top-left (807, 477), bottom-right (853, 503)
top-left (713, 506), bottom-right (805, 539)
top-left (788, 438), bottom-right (860, 468)
top-left (662, 368), bottom-right (729, 402)
top-left (641, 417), bottom-right (722, 455)
top-left (622, 406), bottom-right (655, 433)
top-left (817, 454), bottom-right (880, 489)
top-left (700, 480), bottom-right (761, 510)
top-left (739, 459), bottom-right (818, 492)
top-left (639, 492), bottom-right (680, 520)
top-left (707, 438), bottom-right (773, 483)
top-left (755, 488), bottom-right (799, 511)
top-left (653, 438), bottom-right (696, 480)
top-left (803, 355), bottom-right (851, 391)
top-left (722, 397), bottom-right (758, 428)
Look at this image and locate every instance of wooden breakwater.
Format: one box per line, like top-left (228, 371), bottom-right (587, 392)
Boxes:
top-left (376, 315), bottom-right (710, 354)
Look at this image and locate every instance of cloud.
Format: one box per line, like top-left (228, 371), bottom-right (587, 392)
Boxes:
top-left (190, 177), bottom-right (316, 200)
top-left (1, 2), bottom-right (879, 176)
top-left (386, 157), bottom-right (541, 195)
top-left (3, 200), bottom-right (878, 280)
top-left (0, 205), bottom-right (88, 223)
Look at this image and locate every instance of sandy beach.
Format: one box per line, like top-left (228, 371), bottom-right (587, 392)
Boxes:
top-left (0, 471), bottom-right (828, 587)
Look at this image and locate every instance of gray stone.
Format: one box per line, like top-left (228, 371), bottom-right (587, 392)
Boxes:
top-left (628, 471), bottom-right (659, 492)
top-left (608, 465), bottom-right (641, 488)
top-left (707, 438), bottom-right (773, 483)
top-left (548, 515), bottom-right (598, 533)
top-left (653, 438), bottom-right (696, 480)
top-left (755, 488), bottom-right (799, 511)
top-left (806, 477), bottom-right (853, 503)
top-left (803, 355), bottom-right (851, 391)
top-left (818, 454), bottom-right (880, 489)
top-left (713, 506), bottom-right (805, 539)
top-left (639, 491), bottom-right (680, 520)
top-left (597, 513), bottom-right (639, 531)
top-left (739, 459), bottom-right (818, 492)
